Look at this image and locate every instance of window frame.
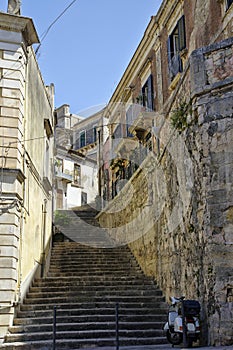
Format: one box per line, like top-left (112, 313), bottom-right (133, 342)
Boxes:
top-left (73, 163), bottom-right (81, 185)
top-left (79, 130), bottom-right (86, 148)
top-left (93, 125), bottom-right (97, 143)
top-left (141, 74), bottom-right (154, 111)
top-left (167, 15), bottom-right (186, 81)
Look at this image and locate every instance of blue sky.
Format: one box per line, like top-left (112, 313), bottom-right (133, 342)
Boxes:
top-left (1, 1), bottom-right (162, 115)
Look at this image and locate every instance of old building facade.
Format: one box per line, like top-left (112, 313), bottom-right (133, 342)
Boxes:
top-left (0, 12), bottom-right (54, 342)
top-left (54, 105), bottom-right (101, 210)
top-left (98, 0), bottom-right (233, 345)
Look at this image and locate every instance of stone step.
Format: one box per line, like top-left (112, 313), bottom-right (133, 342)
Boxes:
top-left (47, 266), bottom-right (141, 272)
top-left (46, 274), bottom-right (145, 279)
top-left (46, 272), bottom-right (143, 278)
top-left (17, 304), bottom-right (167, 320)
top-left (3, 236), bottom-right (167, 348)
top-left (1, 336), bottom-right (168, 349)
top-left (14, 314), bottom-right (167, 325)
top-left (29, 285), bottom-right (162, 293)
top-left (9, 322), bottom-right (165, 334)
top-left (51, 245), bottom-right (132, 252)
top-left (33, 277), bottom-right (154, 287)
top-left (5, 329), bottom-right (165, 342)
top-left (19, 302), bottom-right (166, 312)
top-left (23, 295), bottom-right (165, 305)
top-left (27, 288), bottom-right (163, 297)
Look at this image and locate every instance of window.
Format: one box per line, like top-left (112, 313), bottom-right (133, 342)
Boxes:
top-left (93, 126), bottom-right (97, 143)
top-left (141, 74), bottom-right (154, 110)
top-left (80, 131), bottom-right (86, 148)
top-left (126, 105), bottom-right (134, 137)
top-left (73, 164), bottom-right (81, 185)
top-left (226, 0), bottom-right (233, 9)
top-left (167, 15), bottom-right (186, 81)
top-left (81, 191), bottom-right (87, 205)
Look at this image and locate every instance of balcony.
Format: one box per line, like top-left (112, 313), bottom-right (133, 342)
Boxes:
top-left (55, 169), bottom-right (73, 183)
top-left (129, 110), bottom-right (155, 141)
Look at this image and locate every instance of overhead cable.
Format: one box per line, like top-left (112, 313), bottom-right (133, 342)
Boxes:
top-left (35, 0), bottom-right (78, 55)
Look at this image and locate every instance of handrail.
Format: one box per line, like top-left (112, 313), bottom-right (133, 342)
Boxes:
top-left (53, 306), bottom-right (57, 350)
top-left (115, 302), bottom-right (119, 350)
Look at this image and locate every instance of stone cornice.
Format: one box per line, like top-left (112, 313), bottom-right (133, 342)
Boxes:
top-left (2, 168), bottom-right (26, 183)
top-left (0, 12), bottom-right (39, 45)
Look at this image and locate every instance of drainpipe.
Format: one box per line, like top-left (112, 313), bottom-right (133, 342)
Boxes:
top-left (41, 198), bottom-right (47, 277)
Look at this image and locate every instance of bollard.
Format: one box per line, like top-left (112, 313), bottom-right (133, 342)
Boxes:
top-left (53, 305), bottom-right (57, 350)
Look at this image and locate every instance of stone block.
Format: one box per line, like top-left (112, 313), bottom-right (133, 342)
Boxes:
top-left (1, 87), bottom-right (23, 100)
top-left (0, 290), bottom-right (15, 302)
top-left (0, 257), bottom-right (17, 269)
top-left (0, 280), bottom-right (16, 290)
top-left (0, 235), bottom-right (18, 247)
top-left (0, 245), bottom-right (18, 258)
top-left (0, 97), bottom-right (23, 109)
top-left (3, 50), bottom-right (24, 61)
top-left (0, 225), bottom-right (19, 237)
top-left (0, 79), bottom-right (24, 93)
top-left (0, 268), bottom-right (17, 280)
top-left (2, 69), bottom-right (25, 86)
top-left (0, 106), bottom-right (23, 119)
top-left (0, 59), bottom-right (22, 72)
top-left (0, 125), bottom-right (22, 138)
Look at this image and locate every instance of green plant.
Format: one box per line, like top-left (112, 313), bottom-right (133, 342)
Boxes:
top-left (170, 100), bottom-right (192, 132)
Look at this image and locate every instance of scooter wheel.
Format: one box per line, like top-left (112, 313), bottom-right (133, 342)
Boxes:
top-left (166, 330), bottom-right (182, 345)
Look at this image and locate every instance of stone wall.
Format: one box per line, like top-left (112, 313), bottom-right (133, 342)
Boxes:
top-left (98, 38), bottom-right (233, 346)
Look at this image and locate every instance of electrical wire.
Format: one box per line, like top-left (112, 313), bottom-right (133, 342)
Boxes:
top-left (0, 0), bottom-right (78, 81)
top-left (35, 0), bottom-right (78, 55)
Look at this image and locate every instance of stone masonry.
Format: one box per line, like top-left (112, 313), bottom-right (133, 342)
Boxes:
top-left (98, 37), bottom-right (233, 346)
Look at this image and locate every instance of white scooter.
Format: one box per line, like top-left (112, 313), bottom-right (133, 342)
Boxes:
top-left (164, 296), bottom-right (201, 347)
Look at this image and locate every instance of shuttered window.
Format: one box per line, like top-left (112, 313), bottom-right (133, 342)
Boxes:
top-left (167, 15), bottom-right (186, 81)
top-left (141, 74), bottom-right (154, 111)
top-left (80, 131), bottom-right (86, 148)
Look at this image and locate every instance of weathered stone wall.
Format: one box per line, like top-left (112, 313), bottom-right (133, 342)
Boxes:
top-left (98, 38), bottom-right (233, 346)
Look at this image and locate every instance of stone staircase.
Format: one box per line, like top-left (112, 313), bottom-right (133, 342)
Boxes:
top-left (54, 205), bottom-right (116, 247)
top-left (2, 208), bottom-right (168, 349)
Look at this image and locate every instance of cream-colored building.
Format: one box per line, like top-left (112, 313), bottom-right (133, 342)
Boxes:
top-left (0, 11), bottom-right (54, 342)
